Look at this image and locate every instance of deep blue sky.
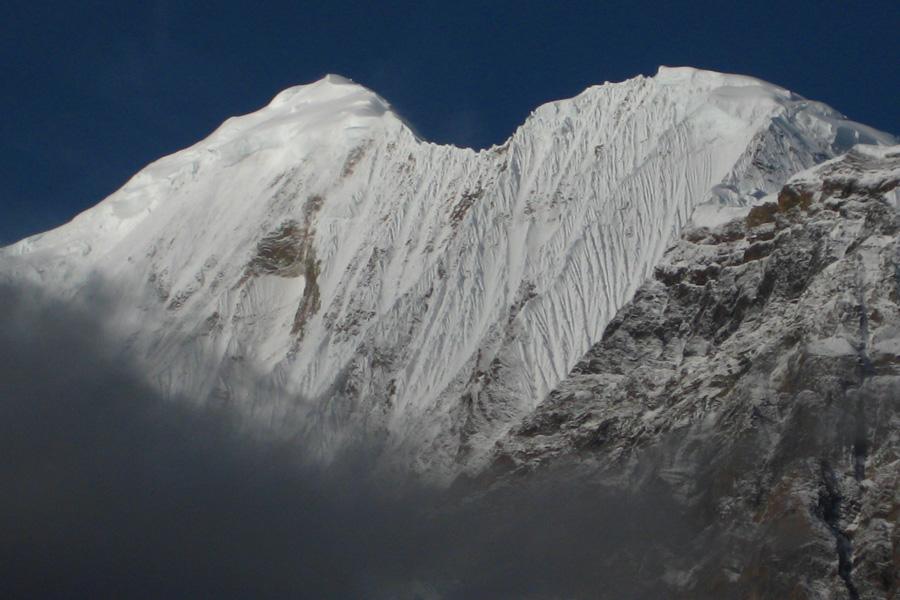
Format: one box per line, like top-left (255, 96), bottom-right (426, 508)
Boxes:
top-left (2, 0), bottom-right (897, 245)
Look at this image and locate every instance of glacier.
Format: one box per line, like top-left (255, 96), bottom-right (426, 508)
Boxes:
top-left (1, 67), bottom-right (894, 479)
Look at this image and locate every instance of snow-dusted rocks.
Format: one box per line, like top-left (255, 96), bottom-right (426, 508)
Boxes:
top-left (488, 145), bottom-right (900, 598)
top-left (0, 68), bottom-right (894, 479)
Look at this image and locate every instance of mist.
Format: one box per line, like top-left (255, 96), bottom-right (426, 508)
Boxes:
top-left (0, 282), bottom-right (689, 599)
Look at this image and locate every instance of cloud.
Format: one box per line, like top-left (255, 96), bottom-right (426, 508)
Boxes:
top-left (0, 282), bottom-right (688, 599)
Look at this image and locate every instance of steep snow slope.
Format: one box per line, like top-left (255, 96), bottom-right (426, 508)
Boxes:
top-left (1, 67), bottom-right (894, 477)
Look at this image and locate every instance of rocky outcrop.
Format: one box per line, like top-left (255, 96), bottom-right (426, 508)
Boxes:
top-left (488, 145), bottom-right (900, 599)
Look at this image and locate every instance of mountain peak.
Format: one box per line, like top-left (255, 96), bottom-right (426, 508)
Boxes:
top-left (178, 75), bottom-right (397, 169)
top-left (321, 73), bottom-right (355, 85)
top-left (653, 65), bottom-right (787, 92)
top-left (267, 73), bottom-right (385, 109)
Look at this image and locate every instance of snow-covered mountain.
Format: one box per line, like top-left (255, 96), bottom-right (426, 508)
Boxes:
top-left (1, 67), bottom-right (894, 478)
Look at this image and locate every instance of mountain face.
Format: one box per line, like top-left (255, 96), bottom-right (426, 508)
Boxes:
top-left (0, 67), bottom-right (894, 479)
top-left (486, 145), bottom-right (900, 598)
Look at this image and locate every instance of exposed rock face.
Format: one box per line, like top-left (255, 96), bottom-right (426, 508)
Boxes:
top-left (488, 145), bottom-right (900, 599)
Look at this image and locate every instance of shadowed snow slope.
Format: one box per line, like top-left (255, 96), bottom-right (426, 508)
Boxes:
top-left (1, 67), bottom-right (895, 479)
